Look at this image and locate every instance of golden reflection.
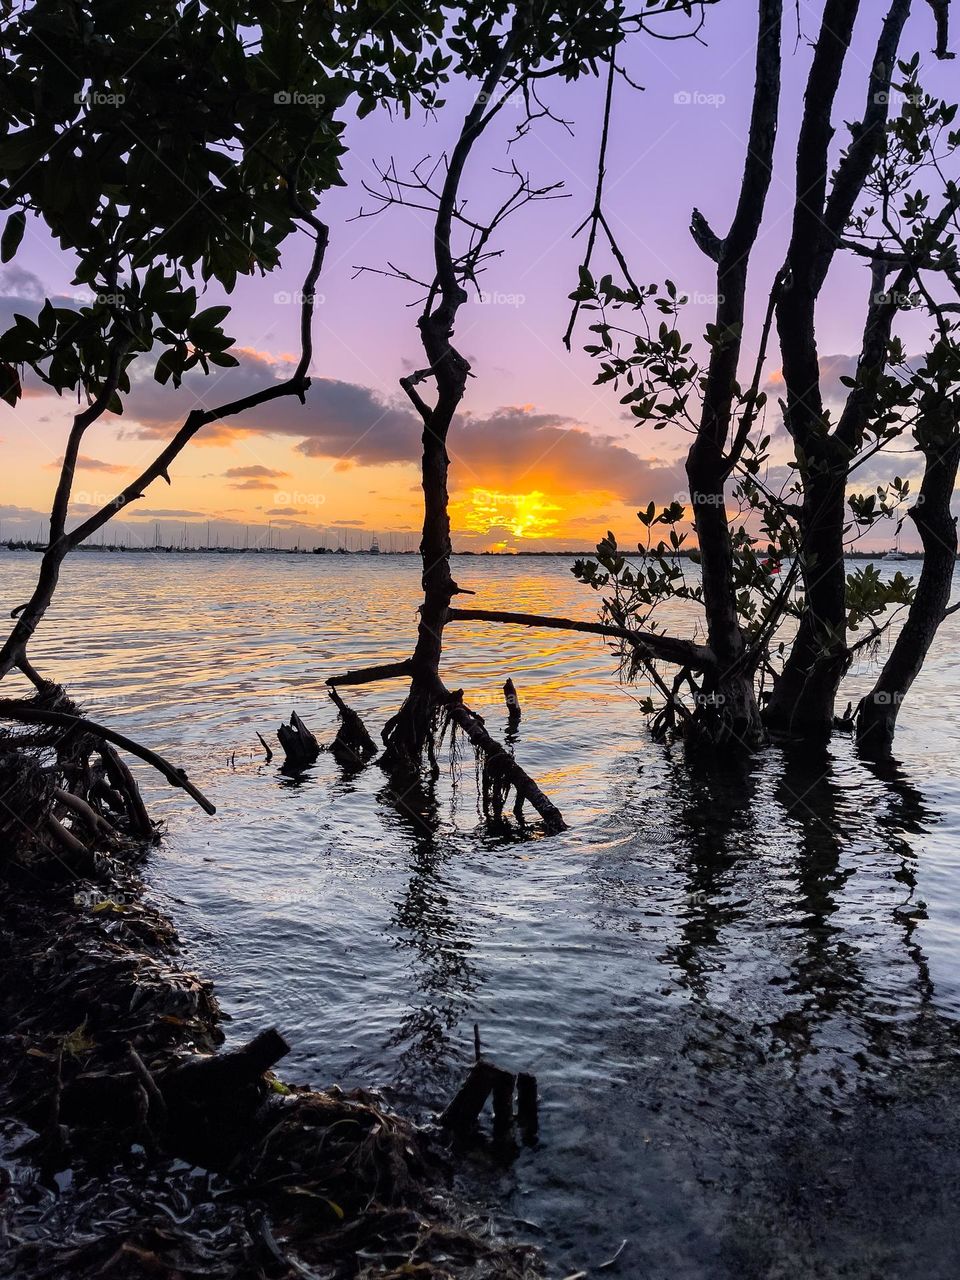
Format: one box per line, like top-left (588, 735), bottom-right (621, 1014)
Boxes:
top-left (459, 488), bottom-right (561, 538)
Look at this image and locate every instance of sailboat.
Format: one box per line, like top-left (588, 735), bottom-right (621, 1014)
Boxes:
top-left (883, 532), bottom-right (911, 561)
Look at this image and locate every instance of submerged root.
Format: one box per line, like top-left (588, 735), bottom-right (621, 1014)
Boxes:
top-left (380, 679), bottom-right (566, 835)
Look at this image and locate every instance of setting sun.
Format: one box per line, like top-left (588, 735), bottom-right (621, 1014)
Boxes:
top-left (459, 487), bottom-right (561, 538)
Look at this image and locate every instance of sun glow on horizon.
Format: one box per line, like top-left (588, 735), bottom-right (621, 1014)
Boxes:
top-left (459, 487), bottom-right (562, 539)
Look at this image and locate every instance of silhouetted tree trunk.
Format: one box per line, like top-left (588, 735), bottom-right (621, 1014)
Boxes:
top-left (858, 425), bottom-right (960, 752)
top-left (683, 0), bottom-right (782, 746)
top-left (766, 0), bottom-right (924, 739)
top-left (329, 12), bottom-right (568, 831)
top-left (378, 31), bottom-right (516, 773)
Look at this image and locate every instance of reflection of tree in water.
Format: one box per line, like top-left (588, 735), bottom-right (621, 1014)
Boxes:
top-left (377, 775), bottom-right (481, 1087)
top-left (660, 741), bottom-right (956, 1079)
top-left (858, 752), bottom-right (939, 1051)
top-left (766, 745), bottom-right (866, 1067)
top-left (660, 747), bottom-right (761, 1000)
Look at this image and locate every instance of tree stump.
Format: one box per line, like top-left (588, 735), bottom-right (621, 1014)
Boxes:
top-left (276, 711), bottom-right (320, 772)
top-left (441, 1058), bottom-right (535, 1137)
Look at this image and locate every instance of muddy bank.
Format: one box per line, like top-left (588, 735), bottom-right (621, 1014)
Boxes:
top-left (0, 829), bottom-right (542, 1279)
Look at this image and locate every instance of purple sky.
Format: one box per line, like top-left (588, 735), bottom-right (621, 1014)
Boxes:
top-left (2, 1), bottom-right (956, 550)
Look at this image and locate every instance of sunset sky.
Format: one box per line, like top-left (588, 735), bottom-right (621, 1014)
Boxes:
top-left (2, 0), bottom-right (955, 552)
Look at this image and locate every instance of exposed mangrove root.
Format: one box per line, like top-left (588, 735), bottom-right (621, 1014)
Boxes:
top-left (321, 666), bottom-right (566, 832)
top-left (275, 710), bottom-right (320, 773)
top-left (99, 742), bottom-right (156, 839)
top-left (442, 686), bottom-right (566, 834)
top-left (328, 687), bottom-right (378, 767)
top-left (503, 678), bottom-right (522, 727)
top-left (0, 697), bottom-right (215, 815)
top-left (0, 688), bottom-right (183, 874)
top-left (441, 1059), bottom-right (539, 1143)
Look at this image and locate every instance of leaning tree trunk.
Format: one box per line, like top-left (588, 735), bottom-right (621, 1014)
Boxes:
top-left (857, 433), bottom-right (960, 753)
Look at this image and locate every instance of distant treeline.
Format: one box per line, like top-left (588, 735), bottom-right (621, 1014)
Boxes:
top-left (0, 540), bottom-right (935, 560)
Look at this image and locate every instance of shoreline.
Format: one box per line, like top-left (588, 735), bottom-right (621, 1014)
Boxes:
top-left (0, 834), bottom-right (542, 1279)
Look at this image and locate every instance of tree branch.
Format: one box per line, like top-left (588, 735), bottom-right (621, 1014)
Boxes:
top-left (446, 606), bottom-right (715, 669)
top-left (326, 660), bottom-right (414, 688)
top-left (0, 701), bottom-right (215, 814)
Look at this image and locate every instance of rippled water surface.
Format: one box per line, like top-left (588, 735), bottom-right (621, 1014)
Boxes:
top-left (6, 549), bottom-right (960, 1278)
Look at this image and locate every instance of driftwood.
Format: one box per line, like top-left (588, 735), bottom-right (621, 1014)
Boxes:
top-left (162, 1027), bottom-right (290, 1107)
top-left (444, 686), bottom-right (565, 833)
top-left (276, 711), bottom-right (320, 772)
top-left (64, 1029), bottom-right (293, 1162)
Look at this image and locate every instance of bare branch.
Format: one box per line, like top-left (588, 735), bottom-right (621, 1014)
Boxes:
top-left (327, 660), bottom-right (414, 688)
top-left (446, 606), bottom-right (715, 669)
top-left (564, 47), bottom-right (617, 349)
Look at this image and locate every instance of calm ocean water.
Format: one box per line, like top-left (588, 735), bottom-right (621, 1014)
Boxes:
top-left (5, 549), bottom-right (960, 1278)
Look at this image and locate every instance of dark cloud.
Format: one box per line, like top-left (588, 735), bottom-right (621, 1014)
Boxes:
top-left (122, 349), bottom-right (421, 460)
top-left (116, 349), bottom-right (681, 506)
top-left (446, 408), bottom-right (682, 504)
top-left (0, 267), bottom-right (46, 301)
top-left (764, 354), bottom-right (860, 407)
top-left (0, 282), bottom-right (84, 360)
top-left (0, 502), bottom-right (46, 520)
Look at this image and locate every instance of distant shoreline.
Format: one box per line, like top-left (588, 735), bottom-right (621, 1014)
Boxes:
top-left (0, 541), bottom-right (932, 560)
